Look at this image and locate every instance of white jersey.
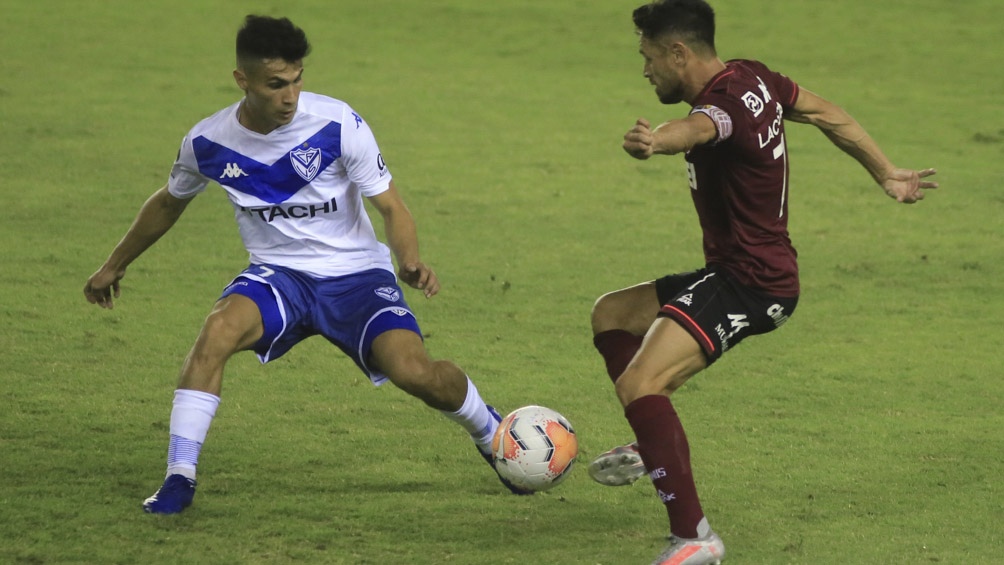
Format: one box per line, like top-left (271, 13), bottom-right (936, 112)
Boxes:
top-left (167, 92), bottom-right (395, 278)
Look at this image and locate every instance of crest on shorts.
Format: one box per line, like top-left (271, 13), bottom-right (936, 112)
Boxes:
top-left (290, 145), bottom-right (322, 182)
top-left (374, 286), bottom-right (400, 302)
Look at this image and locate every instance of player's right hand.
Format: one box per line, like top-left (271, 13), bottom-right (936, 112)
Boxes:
top-left (623, 118), bottom-right (655, 160)
top-left (84, 267), bottom-right (125, 309)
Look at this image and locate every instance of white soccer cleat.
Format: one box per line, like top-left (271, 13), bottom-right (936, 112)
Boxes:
top-left (587, 442), bottom-right (647, 486)
top-left (651, 532), bottom-right (725, 565)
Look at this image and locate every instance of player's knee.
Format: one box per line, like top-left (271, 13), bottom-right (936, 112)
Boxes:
top-left (384, 354), bottom-right (435, 393)
top-left (388, 358), bottom-right (466, 412)
top-left (592, 291), bottom-right (623, 332)
top-left (614, 367), bottom-right (681, 406)
top-left (613, 369), bottom-right (641, 406)
top-left (197, 310), bottom-right (253, 358)
top-left (592, 287), bottom-right (657, 335)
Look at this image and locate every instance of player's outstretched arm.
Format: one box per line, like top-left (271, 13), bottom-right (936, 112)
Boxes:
top-left (623, 114), bottom-right (718, 159)
top-left (368, 181), bottom-right (440, 298)
top-left (84, 184), bottom-right (192, 309)
top-left (786, 88), bottom-right (938, 203)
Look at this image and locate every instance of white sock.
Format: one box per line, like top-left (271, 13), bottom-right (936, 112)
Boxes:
top-left (696, 517), bottom-right (711, 539)
top-left (441, 377), bottom-right (497, 453)
top-left (165, 389), bottom-right (220, 480)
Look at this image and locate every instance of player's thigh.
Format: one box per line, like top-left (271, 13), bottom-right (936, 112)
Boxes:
top-left (660, 268), bottom-right (798, 363)
top-left (592, 281), bottom-right (662, 335)
top-left (615, 317), bottom-right (707, 405)
top-left (193, 294), bottom-right (265, 356)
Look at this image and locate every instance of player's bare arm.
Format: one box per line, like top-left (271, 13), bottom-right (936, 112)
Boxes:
top-left (84, 184), bottom-right (191, 308)
top-left (787, 87), bottom-right (938, 203)
top-left (623, 112), bottom-right (718, 159)
top-left (368, 181), bottom-right (440, 298)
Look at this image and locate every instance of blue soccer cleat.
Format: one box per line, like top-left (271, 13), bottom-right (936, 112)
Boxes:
top-left (142, 474), bottom-right (197, 514)
top-left (482, 405), bottom-right (534, 495)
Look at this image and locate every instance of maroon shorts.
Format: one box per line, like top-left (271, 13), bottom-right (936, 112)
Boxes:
top-left (655, 265), bottom-right (798, 364)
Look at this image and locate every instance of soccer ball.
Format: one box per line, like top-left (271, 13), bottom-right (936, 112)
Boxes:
top-left (491, 405), bottom-right (578, 492)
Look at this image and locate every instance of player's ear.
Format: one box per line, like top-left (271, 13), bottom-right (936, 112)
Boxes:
top-left (233, 68), bottom-right (248, 91)
top-left (669, 41), bottom-right (688, 65)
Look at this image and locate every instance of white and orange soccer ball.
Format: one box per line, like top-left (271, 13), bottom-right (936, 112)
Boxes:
top-left (491, 405), bottom-right (578, 492)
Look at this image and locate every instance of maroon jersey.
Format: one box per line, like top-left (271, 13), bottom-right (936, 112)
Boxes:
top-left (685, 59), bottom-right (800, 296)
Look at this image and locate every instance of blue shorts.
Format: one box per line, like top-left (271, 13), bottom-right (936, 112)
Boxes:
top-left (219, 264), bottom-right (422, 385)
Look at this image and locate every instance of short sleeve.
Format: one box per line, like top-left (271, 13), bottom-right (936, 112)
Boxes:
top-left (167, 134), bottom-right (210, 199)
top-left (763, 67), bottom-right (799, 110)
top-left (690, 104), bottom-right (734, 144)
top-left (339, 106), bottom-right (392, 197)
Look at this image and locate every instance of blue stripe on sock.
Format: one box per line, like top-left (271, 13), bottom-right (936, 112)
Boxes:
top-left (168, 434), bottom-right (203, 468)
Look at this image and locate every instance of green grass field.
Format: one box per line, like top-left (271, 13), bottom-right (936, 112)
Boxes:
top-left (2, 0), bottom-right (1002, 563)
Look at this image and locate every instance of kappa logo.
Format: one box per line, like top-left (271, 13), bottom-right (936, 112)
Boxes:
top-left (390, 307), bottom-right (409, 317)
top-left (374, 286), bottom-right (400, 302)
top-left (220, 162), bottom-right (249, 179)
top-left (657, 489), bottom-right (676, 503)
top-left (676, 293), bottom-right (693, 306)
top-left (290, 145), bottom-right (322, 182)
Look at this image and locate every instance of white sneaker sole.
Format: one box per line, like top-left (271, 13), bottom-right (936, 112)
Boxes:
top-left (587, 446), bottom-right (646, 486)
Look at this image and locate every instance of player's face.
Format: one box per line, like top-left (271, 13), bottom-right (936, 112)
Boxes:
top-left (235, 58), bottom-right (303, 134)
top-left (640, 37), bottom-right (684, 105)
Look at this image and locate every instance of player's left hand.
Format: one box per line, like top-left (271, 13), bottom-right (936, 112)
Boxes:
top-left (882, 167), bottom-right (938, 203)
top-left (399, 262), bottom-right (440, 298)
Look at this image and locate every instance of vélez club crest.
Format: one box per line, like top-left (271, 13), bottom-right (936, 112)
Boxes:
top-left (290, 145), bottom-right (322, 182)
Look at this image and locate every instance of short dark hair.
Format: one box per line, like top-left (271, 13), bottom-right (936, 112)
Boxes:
top-left (632, 0), bottom-right (716, 53)
top-left (236, 15), bottom-right (311, 65)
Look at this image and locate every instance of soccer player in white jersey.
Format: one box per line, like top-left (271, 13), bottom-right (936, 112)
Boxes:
top-left (83, 15), bottom-right (530, 514)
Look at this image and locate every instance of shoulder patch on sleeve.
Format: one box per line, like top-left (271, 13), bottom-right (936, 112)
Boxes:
top-left (691, 105), bottom-right (733, 143)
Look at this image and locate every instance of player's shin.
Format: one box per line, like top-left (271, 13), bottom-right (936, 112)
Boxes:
top-left (625, 394), bottom-right (708, 539)
top-left (440, 376), bottom-right (496, 452)
top-left (165, 389), bottom-right (220, 480)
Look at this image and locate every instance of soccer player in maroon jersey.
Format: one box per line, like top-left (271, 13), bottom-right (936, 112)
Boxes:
top-left (586, 1), bottom-right (937, 563)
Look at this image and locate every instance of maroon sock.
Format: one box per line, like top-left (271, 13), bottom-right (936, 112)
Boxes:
top-left (593, 329), bottom-right (644, 385)
top-left (625, 394), bottom-right (705, 539)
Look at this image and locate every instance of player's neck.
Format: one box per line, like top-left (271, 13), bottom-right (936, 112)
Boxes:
top-left (683, 57), bottom-right (727, 106)
top-left (236, 101), bottom-right (278, 135)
